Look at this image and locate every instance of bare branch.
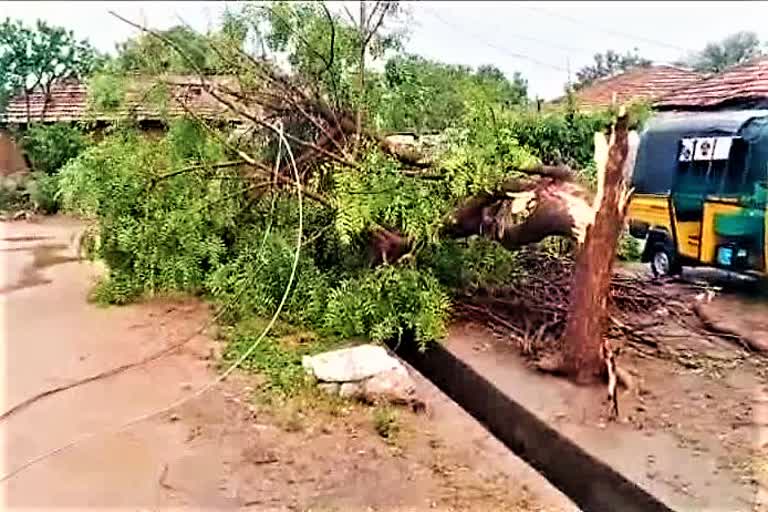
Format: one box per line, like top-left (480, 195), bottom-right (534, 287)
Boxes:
top-left (342, 5), bottom-right (358, 25)
top-left (202, 83), bottom-right (358, 169)
top-left (177, 98), bottom-right (332, 207)
top-left (363, 2), bottom-right (390, 47)
top-left (151, 160), bottom-right (246, 186)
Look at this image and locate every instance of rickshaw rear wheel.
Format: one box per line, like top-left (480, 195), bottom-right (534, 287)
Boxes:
top-left (650, 243), bottom-right (682, 278)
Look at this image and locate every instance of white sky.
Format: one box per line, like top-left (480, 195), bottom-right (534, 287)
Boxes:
top-left (2, 1), bottom-right (768, 99)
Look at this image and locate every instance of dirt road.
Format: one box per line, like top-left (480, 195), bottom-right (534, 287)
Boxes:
top-left (0, 217), bottom-right (574, 510)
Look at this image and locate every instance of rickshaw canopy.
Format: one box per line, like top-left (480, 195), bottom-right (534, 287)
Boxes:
top-left (632, 110), bottom-right (768, 194)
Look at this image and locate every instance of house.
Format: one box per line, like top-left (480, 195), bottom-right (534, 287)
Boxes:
top-left (654, 56), bottom-right (768, 111)
top-left (556, 65), bottom-right (705, 111)
top-left (0, 74), bottom-right (243, 175)
top-left (0, 74), bottom-right (242, 126)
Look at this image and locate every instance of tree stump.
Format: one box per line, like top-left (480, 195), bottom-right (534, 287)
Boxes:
top-left (562, 110), bottom-right (639, 384)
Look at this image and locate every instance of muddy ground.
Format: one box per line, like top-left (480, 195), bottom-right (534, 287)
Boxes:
top-left (3, 216), bottom-right (767, 511)
top-left (447, 261), bottom-right (768, 511)
top-left (0, 216), bottom-right (574, 510)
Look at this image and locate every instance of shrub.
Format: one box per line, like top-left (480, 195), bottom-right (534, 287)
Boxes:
top-left (504, 110), bottom-right (611, 169)
top-left (0, 175), bottom-right (30, 212)
top-left (87, 72), bottom-right (127, 112)
top-left (617, 231), bottom-right (643, 262)
top-left (25, 172), bottom-right (61, 214)
top-left (59, 123), bottom-right (238, 303)
top-left (21, 123), bottom-right (90, 176)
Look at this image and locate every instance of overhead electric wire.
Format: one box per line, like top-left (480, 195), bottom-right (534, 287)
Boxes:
top-left (0, 122), bottom-right (304, 485)
top-left (421, 5), bottom-right (596, 58)
top-left (519, 4), bottom-right (693, 54)
top-left (421, 6), bottom-right (569, 72)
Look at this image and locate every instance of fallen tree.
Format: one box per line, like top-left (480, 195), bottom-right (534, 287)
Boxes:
top-left (66, 5), bottom-right (663, 388)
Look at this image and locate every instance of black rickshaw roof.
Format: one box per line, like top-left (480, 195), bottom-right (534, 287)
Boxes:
top-left (632, 110), bottom-right (768, 194)
top-left (642, 110), bottom-right (768, 136)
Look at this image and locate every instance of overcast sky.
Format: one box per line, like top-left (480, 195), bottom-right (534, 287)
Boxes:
top-left (3, 1), bottom-right (768, 99)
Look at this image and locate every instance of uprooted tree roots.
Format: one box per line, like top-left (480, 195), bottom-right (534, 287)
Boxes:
top-left (454, 249), bottom-right (754, 402)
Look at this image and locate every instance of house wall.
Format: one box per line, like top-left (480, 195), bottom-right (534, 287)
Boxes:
top-left (0, 129), bottom-right (29, 177)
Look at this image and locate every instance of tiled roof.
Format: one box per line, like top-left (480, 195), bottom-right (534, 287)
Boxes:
top-left (0, 74), bottom-right (242, 124)
top-left (565, 65), bottom-right (705, 109)
top-left (654, 56), bottom-right (768, 110)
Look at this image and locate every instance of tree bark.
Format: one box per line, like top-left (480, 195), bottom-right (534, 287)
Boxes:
top-left (561, 111), bottom-right (637, 384)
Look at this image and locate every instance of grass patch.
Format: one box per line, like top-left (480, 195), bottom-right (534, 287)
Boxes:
top-left (372, 405), bottom-right (400, 441)
top-left (220, 316), bottom-right (341, 397)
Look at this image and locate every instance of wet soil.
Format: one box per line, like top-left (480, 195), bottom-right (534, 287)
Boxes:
top-left (0, 217), bottom-right (572, 511)
top-left (445, 263), bottom-right (768, 511)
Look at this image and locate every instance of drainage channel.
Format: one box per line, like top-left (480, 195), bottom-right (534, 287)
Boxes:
top-left (389, 339), bottom-right (675, 512)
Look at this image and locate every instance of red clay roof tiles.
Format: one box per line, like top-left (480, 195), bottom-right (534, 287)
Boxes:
top-left (569, 65), bottom-right (705, 109)
top-left (654, 56), bottom-right (768, 109)
top-left (0, 75), bottom-right (241, 124)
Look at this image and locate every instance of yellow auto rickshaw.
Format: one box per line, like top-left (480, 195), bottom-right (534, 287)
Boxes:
top-left (627, 110), bottom-right (768, 278)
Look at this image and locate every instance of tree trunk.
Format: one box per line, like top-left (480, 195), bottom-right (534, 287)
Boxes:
top-left (561, 111), bottom-right (637, 384)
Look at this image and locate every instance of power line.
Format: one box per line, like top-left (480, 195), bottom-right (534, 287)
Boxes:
top-left (421, 7), bottom-right (569, 72)
top-left (519, 5), bottom-right (692, 54)
top-left (424, 6), bottom-right (598, 58)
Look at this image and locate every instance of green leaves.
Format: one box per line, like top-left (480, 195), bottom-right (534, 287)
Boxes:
top-left (574, 49), bottom-right (652, 90)
top-left (86, 72), bottom-right (126, 113)
top-left (59, 122), bottom-right (241, 302)
top-left (114, 25), bottom-right (216, 74)
top-left (687, 31), bottom-right (762, 73)
top-left (322, 266), bottom-right (450, 347)
top-left (21, 123), bottom-right (91, 175)
top-left (378, 55), bottom-right (528, 133)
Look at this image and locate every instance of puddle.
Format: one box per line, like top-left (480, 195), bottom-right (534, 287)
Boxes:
top-left (0, 243), bottom-right (81, 295)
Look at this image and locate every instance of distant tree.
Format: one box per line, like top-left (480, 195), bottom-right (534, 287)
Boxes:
top-left (474, 64), bottom-right (528, 107)
top-left (114, 25), bottom-right (222, 74)
top-left (381, 56), bottom-right (528, 132)
top-left (573, 49), bottom-right (652, 90)
top-left (0, 18), bottom-right (99, 117)
top-left (686, 31), bottom-right (762, 73)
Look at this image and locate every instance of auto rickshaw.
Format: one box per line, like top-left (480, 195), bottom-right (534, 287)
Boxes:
top-left (627, 110), bottom-right (768, 278)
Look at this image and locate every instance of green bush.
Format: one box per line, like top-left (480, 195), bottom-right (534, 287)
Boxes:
top-left (87, 72), bottom-right (127, 112)
top-left (421, 237), bottom-right (524, 292)
top-left (504, 110), bottom-right (611, 169)
top-left (59, 123), bottom-right (238, 303)
top-left (59, 122), bottom-right (452, 347)
top-left (21, 123), bottom-right (90, 175)
top-left (322, 265), bottom-right (450, 347)
top-left (26, 172), bottom-right (61, 214)
top-left (617, 231), bottom-right (643, 262)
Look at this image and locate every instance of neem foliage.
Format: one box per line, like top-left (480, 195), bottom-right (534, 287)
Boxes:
top-left (58, 120), bottom-right (454, 347)
top-left (58, 91), bottom-right (622, 348)
top-left (59, 121), bottom-right (235, 301)
top-left (58, 85), bottom-right (626, 348)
